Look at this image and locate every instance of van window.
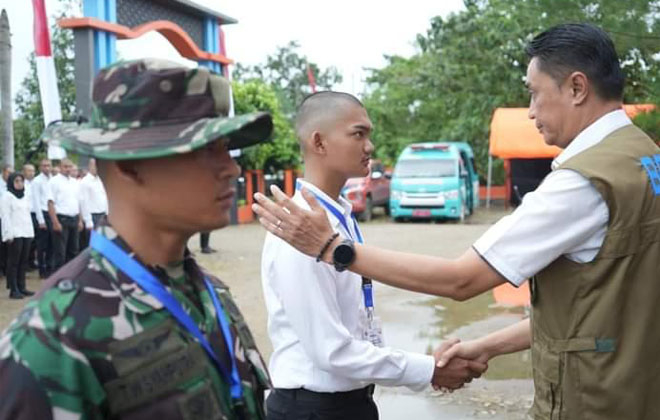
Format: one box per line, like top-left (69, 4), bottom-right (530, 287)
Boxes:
top-left (394, 159), bottom-right (457, 178)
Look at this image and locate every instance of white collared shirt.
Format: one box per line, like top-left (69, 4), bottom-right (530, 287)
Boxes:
top-left (24, 179), bottom-right (36, 214)
top-left (47, 173), bottom-right (81, 217)
top-left (1, 192), bottom-right (35, 241)
top-left (31, 172), bottom-right (51, 224)
top-left (261, 179), bottom-right (434, 392)
top-left (80, 173), bottom-right (108, 228)
top-left (474, 109), bottom-right (631, 285)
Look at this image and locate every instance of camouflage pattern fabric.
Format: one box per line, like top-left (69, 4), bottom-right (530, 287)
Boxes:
top-left (40, 59), bottom-right (273, 160)
top-left (0, 225), bottom-right (270, 420)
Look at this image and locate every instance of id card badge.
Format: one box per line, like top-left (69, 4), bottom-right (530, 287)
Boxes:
top-left (364, 313), bottom-right (385, 347)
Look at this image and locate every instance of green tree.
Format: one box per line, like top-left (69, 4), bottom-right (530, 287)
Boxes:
top-left (364, 0), bottom-right (660, 181)
top-left (234, 41), bottom-right (343, 117)
top-left (232, 79), bottom-right (299, 171)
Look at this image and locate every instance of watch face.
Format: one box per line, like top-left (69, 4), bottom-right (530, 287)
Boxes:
top-left (334, 242), bottom-right (355, 264)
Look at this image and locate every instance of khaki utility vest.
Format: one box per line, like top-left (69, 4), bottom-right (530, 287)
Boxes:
top-left (530, 124), bottom-right (660, 420)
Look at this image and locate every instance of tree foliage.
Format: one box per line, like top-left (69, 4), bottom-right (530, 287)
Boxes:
top-left (233, 41), bottom-right (342, 118)
top-left (232, 80), bottom-right (299, 171)
top-left (363, 0), bottom-right (660, 182)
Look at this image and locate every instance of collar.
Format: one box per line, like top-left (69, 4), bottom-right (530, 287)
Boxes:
top-left (295, 179), bottom-right (353, 220)
top-left (90, 225), bottom-right (203, 313)
top-left (552, 109), bottom-right (631, 170)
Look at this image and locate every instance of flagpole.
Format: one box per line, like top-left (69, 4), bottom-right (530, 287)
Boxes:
top-left (32, 0), bottom-right (66, 160)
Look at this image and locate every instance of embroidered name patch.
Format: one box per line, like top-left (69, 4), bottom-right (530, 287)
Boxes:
top-left (641, 154), bottom-right (660, 196)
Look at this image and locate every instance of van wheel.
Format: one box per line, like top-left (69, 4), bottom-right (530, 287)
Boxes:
top-left (359, 196), bottom-right (373, 222)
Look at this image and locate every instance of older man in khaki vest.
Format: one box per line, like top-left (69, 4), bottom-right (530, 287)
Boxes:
top-left (252, 23), bottom-right (660, 419)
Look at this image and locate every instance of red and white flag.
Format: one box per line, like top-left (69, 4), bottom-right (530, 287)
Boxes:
top-left (32, 0), bottom-right (66, 159)
top-left (306, 61), bottom-right (317, 93)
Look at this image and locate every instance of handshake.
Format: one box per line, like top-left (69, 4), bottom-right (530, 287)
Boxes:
top-left (430, 338), bottom-right (490, 391)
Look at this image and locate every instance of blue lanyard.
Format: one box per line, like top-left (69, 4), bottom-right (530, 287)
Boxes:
top-left (296, 181), bottom-right (373, 310)
top-left (90, 232), bottom-right (243, 401)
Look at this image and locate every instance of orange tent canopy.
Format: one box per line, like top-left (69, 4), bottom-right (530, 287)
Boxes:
top-left (489, 104), bottom-right (656, 159)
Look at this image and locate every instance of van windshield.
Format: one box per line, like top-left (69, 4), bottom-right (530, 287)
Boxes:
top-left (394, 159), bottom-right (457, 178)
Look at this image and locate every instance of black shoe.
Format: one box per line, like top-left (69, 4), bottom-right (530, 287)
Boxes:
top-left (19, 290), bottom-right (35, 296)
top-left (200, 247), bottom-right (217, 254)
top-left (9, 292), bottom-right (24, 300)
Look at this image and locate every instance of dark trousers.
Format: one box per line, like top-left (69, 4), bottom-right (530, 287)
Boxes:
top-left (79, 213), bottom-right (106, 250)
top-left (36, 211), bottom-right (54, 277)
top-left (6, 238), bottom-right (32, 295)
top-left (200, 231), bottom-right (210, 249)
top-left (52, 215), bottom-right (79, 271)
top-left (266, 387), bottom-right (378, 420)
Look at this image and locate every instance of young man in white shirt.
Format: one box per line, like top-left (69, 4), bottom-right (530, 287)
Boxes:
top-left (79, 158), bottom-right (108, 249)
top-left (261, 92), bottom-right (486, 420)
top-left (31, 158), bottom-right (53, 278)
top-left (22, 163), bottom-right (38, 270)
top-left (47, 158), bottom-right (84, 271)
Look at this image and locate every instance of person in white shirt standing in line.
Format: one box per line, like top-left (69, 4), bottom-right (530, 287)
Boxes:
top-left (22, 163), bottom-right (38, 271)
top-left (47, 158), bottom-right (84, 271)
top-left (79, 158), bottom-right (108, 249)
top-left (31, 158), bottom-right (54, 278)
top-left (1, 172), bottom-right (35, 299)
top-left (261, 92), bottom-right (486, 420)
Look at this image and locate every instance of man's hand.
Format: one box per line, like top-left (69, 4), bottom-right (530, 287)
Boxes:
top-left (436, 339), bottom-right (491, 369)
top-left (52, 221), bottom-right (63, 232)
top-left (431, 339), bottom-right (488, 391)
top-left (78, 220), bottom-right (84, 232)
top-left (39, 223), bottom-right (46, 230)
top-left (252, 185), bottom-right (335, 258)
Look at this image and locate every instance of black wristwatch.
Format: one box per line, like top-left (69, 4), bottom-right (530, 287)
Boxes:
top-left (332, 239), bottom-right (356, 272)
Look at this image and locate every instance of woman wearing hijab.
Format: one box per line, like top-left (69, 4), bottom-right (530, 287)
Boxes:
top-left (1, 172), bottom-right (35, 299)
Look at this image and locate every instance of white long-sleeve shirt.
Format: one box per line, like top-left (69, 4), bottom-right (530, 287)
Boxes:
top-left (1, 192), bottom-right (35, 241)
top-left (31, 172), bottom-right (51, 224)
top-left (473, 109), bottom-right (631, 285)
top-left (79, 173), bottom-right (108, 228)
top-left (47, 173), bottom-right (81, 217)
top-left (261, 179), bottom-right (434, 393)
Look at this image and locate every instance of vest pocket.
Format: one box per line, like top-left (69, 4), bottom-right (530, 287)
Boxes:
top-left (531, 343), bottom-right (563, 420)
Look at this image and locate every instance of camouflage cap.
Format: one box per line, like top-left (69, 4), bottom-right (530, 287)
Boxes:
top-left (41, 58), bottom-right (273, 160)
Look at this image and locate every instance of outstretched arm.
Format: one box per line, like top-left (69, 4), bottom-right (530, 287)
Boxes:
top-left (436, 318), bottom-right (532, 369)
top-left (253, 186), bottom-right (507, 301)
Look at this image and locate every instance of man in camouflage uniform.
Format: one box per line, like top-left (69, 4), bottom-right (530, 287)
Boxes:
top-left (0, 59), bottom-right (273, 420)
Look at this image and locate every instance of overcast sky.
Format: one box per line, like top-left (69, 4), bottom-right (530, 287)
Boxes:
top-left (1, 0), bottom-right (464, 113)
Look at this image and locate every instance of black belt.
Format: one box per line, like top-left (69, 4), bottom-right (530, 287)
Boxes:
top-left (273, 385), bottom-right (374, 405)
top-left (57, 214), bottom-right (78, 221)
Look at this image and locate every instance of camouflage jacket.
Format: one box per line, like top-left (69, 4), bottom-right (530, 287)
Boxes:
top-left (0, 226), bottom-right (270, 420)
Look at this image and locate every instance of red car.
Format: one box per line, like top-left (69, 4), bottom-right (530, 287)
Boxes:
top-left (341, 161), bottom-right (391, 221)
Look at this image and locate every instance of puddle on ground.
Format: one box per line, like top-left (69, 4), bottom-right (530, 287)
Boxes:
top-left (374, 281), bottom-right (534, 419)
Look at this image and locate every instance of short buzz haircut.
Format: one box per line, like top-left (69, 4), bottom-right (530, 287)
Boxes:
top-left (295, 91), bottom-right (364, 143)
top-left (525, 23), bottom-right (624, 101)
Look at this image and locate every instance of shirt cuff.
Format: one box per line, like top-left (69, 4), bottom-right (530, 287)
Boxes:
top-left (472, 244), bottom-right (527, 287)
top-left (400, 351), bottom-right (435, 392)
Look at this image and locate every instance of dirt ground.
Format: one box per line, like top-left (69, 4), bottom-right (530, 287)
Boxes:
top-left (0, 205), bottom-right (534, 419)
